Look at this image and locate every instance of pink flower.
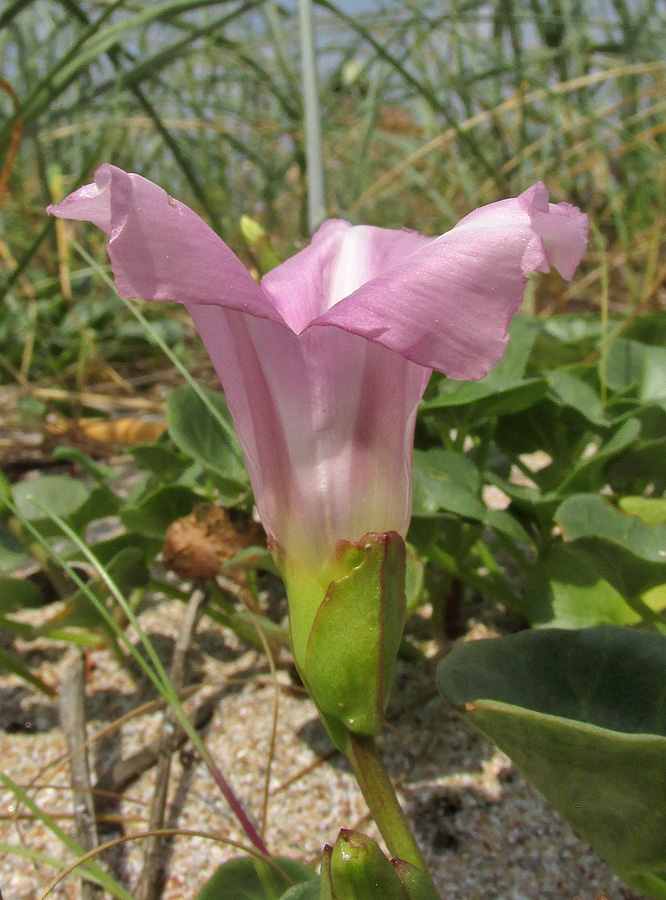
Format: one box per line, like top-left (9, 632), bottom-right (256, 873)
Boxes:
top-left (48, 165), bottom-right (587, 572)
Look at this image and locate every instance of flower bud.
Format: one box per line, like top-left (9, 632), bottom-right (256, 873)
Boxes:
top-left (320, 831), bottom-right (440, 900)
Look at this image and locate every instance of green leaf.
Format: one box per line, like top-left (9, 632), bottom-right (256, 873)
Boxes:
top-left (609, 435), bottom-right (666, 486)
top-left (545, 368), bottom-right (607, 425)
top-left (421, 377), bottom-right (546, 417)
top-left (120, 485), bottom-right (201, 539)
top-left (523, 543), bottom-right (643, 628)
top-left (483, 507), bottom-right (533, 545)
top-left (557, 417), bottom-right (642, 494)
top-left (556, 494), bottom-right (666, 563)
top-left (0, 648), bottom-right (56, 696)
top-left (33, 548), bottom-right (150, 637)
top-left (130, 442), bottom-right (191, 481)
top-left (12, 475), bottom-right (91, 536)
top-left (412, 450), bottom-right (484, 519)
top-left (524, 537), bottom-right (666, 628)
top-left (280, 885), bottom-right (320, 900)
top-left (619, 496), bottom-right (666, 526)
top-left (52, 446), bottom-right (119, 483)
top-left (87, 532), bottom-right (161, 566)
top-left (535, 316), bottom-right (606, 364)
top-left (0, 576), bottom-right (44, 614)
top-left (436, 626), bottom-right (666, 898)
top-left (194, 856), bottom-right (317, 900)
top-left (606, 338), bottom-right (666, 406)
top-left (412, 450), bottom-right (532, 544)
top-left (167, 385), bottom-right (249, 497)
top-left (405, 544), bottom-right (425, 614)
top-left (70, 483), bottom-right (122, 533)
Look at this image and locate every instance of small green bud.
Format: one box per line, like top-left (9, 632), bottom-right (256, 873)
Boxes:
top-left (320, 831), bottom-right (409, 900)
top-left (239, 215), bottom-right (282, 274)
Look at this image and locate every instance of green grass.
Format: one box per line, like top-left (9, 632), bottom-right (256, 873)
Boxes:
top-left (1, 1), bottom-right (665, 384)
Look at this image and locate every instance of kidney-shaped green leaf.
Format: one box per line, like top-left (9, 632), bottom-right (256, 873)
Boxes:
top-left (194, 856), bottom-right (318, 900)
top-left (437, 626), bottom-right (666, 898)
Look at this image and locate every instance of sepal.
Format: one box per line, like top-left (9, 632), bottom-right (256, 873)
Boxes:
top-left (298, 532), bottom-right (406, 741)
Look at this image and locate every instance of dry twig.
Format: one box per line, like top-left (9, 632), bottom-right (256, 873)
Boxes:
top-left (58, 652), bottom-right (103, 900)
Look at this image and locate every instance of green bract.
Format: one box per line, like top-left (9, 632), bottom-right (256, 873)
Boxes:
top-left (321, 831), bottom-right (439, 900)
top-left (278, 532), bottom-right (407, 747)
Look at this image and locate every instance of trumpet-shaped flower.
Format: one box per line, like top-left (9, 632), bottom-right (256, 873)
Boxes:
top-left (49, 165), bottom-right (587, 727)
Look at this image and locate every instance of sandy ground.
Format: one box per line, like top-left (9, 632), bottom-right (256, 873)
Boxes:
top-left (0, 595), bottom-right (648, 900)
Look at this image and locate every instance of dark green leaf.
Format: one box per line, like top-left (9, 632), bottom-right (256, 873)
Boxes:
top-left (87, 532), bottom-right (161, 566)
top-left (70, 484), bottom-right (122, 533)
top-left (557, 417), bottom-right (642, 494)
top-left (531, 316), bottom-right (606, 369)
top-left (0, 522), bottom-right (29, 573)
top-left (606, 338), bottom-right (666, 406)
top-left (609, 435), bottom-right (666, 486)
top-left (280, 885), bottom-right (320, 900)
top-left (0, 576), bottom-right (44, 615)
top-left (412, 451), bottom-right (532, 543)
top-left (194, 856), bottom-right (317, 900)
top-left (545, 368), bottom-right (607, 425)
top-left (120, 485), bottom-right (201, 539)
top-left (437, 626), bottom-right (666, 897)
top-left (421, 377), bottom-right (546, 417)
top-left (34, 548), bottom-right (150, 637)
top-left (483, 507), bottom-right (532, 545)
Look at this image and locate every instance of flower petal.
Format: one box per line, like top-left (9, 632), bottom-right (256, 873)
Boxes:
top-left (261, 220), bottom-right (433, 332)
top-left (48, 164), bottom-right (283, 325)
top-left (310, 184), bottom-right (589, 380)
top-left (187, 304), bottom-right (430, 565)
top-left (457, 182), bottom-right (589, 280)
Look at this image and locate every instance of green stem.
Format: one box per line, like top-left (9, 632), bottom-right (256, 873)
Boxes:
top-left (344, 732), bottom-right (437, 891)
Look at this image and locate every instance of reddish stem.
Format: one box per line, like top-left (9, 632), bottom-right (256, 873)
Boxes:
top-left (204, 754), bottom-right (269, 855)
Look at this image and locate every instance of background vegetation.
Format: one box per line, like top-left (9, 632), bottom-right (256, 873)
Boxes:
top-left (1, 1), bottom-right (666, 898)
